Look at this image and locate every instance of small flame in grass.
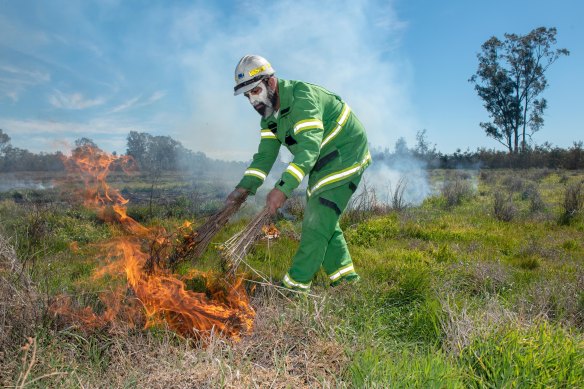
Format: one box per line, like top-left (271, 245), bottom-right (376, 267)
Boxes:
top-left (262, 224), bottom-right (280, 240)
top-left (52, 145), bottom-right (254, 341)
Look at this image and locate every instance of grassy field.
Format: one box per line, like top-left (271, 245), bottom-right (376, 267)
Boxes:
top-left (1, 169), bottom-right (583, 388)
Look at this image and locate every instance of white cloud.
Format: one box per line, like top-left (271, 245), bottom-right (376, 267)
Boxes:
top-left (147, 90), bottom-right (166, 103)
top-left (0, 65), bottom-right (51, 83)
top-left (0, 64), bottom-right (51, 102)
top-left (109, 90), bottom-right (166, 113)
top-left (48, 89), bottom-right (106, 109)
top-left (109, 96), bottom-right (141, 113)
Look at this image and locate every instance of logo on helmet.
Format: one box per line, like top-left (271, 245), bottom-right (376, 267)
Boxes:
top-left (249, 64), bottom-right (271, 77)
top-left (237, 73), bottom-right (244, 79)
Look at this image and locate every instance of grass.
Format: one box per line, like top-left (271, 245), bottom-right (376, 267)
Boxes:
top-left (0, 169), bottom-right (583, 387)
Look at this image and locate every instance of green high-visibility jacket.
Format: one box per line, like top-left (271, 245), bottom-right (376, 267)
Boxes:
top-left (237, 78), bottom-right (371, 198)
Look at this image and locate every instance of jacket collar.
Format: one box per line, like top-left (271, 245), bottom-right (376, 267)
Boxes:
top-left (261, 78), bottom-right (292, 128)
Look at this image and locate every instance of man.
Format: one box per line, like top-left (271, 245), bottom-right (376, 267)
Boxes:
top-left (226, 55), bottom-right (371, 292)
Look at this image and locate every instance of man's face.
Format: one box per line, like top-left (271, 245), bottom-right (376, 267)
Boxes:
top-left (244, 79), bottom-right (277, 118)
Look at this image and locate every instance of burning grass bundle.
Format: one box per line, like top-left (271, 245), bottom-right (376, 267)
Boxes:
top-left (220, 208), bottom-right (273, 278)
top-left (50, 145), bottom-right (255, 342)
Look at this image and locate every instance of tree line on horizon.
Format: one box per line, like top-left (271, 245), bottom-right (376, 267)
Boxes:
top-left (0, 128), bottom-right (582, 173)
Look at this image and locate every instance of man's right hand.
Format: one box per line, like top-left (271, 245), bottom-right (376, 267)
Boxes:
top-left (225, 187), bottom-right (249, 205)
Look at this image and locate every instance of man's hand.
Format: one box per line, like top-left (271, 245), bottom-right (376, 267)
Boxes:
top-left (266, 188), bottom-right (287, 215)
top-left (225, 187), bottom-right (249, 205)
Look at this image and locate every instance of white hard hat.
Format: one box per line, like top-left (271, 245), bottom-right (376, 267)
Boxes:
top-left (233, 55), bottom-right (275, 96)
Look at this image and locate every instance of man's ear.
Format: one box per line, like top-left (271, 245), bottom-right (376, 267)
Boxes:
top-left (268, 76), bottom-right (278, 90)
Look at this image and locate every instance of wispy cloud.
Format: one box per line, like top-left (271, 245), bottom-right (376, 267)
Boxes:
top-left (0, 65), bottom-right (50, 83)
top-left (109, 96), bottom-right (141, 113)
top-left (147, 90), bottom-right (166, 103)
top-left (0, 64), bottom-right (51, 102)
top-left (48, 89), bottom-right (106, 109)
top-left (109, 90), bottom-right (166, 113)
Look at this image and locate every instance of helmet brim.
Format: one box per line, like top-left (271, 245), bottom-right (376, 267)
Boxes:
top-left (234, 79), bottom-right (262, 96)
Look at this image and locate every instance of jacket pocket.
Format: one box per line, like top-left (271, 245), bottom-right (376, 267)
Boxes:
top-left (313, 149), bottom-right (339, 172)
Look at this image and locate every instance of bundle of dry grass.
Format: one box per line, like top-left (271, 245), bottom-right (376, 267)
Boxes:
top-left (221, 207), bottom-right (272, 277)
top-left (166, 198), bottom-right (246, 268)
top-left (0, 233), bottom-right (41, 385)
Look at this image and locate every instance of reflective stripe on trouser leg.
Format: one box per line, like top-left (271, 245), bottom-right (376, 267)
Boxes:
top-left (287, 175), bottom-right (362, 285)
top-left (321, 177), bottom-right (362, 282)
top-left (282, 273), bottom-right (311, 290)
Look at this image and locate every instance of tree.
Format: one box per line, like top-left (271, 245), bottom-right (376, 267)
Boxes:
top-left (0, 129), bottom-right (10, 155)
top-left (74, 137), bottom-right (97, 149)
top-left (126, 131), bottom-right (182, 171)
top-left (394, 137), bottom-right (409, 156)
top-left (470, 27), bottom-right (569, 153)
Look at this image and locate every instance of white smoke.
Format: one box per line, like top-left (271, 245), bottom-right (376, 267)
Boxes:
top-left (361, 154), bottom-right (432, 207)
top-left (176, 0), bottom-right (418, 160)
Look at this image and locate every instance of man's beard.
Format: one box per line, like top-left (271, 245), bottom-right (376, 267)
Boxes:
top-left (249, 81), bottom-right (277, 118)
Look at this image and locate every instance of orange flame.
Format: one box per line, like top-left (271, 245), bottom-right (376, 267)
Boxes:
top-left (53, 145), bottom-right (254, 340)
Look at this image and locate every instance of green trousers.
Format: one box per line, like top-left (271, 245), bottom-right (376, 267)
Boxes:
top-left (282, 176), bottom-right (361, 290)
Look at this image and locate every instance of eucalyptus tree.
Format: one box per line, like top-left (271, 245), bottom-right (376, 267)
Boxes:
top-left (470, 27), bottom-right (569, 153)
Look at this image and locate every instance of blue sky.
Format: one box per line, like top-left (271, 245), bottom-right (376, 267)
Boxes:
top-left (0, 0), bottom-right (581, 160)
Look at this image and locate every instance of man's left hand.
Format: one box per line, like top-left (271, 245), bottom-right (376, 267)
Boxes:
top-left (266, 188), bottom-right (287, 215)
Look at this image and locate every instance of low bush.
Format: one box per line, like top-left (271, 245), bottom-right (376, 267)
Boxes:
top-left (560, 181), bottom-right (583, 224)
top-left (501, 175), bottom-right (525, 192)
top-left (493, 192), bottom-right (517, 222)
top-left (441, 177), bottom-right (474, 207)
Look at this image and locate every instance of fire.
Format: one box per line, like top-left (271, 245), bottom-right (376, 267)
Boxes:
top-left (262, 224), bottom-right (280, 239)
top-left (53, 145), bottom-right (254, 341)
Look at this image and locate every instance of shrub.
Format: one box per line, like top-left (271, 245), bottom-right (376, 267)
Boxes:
top-left (560, 181), bottom-right (583, 224)
top-left (517, 270), bottom-right (584, 327)
top-left (527, 168), bottom-right (552, 181)
top-left (455, 261), bottom-right (511, 296)
top-left (528, 188), bottom-right (546, 213)
top-left (343, 181), bottom-right (389, 225)
top-left (520, 183), bottom-right (547, 213)
top-left (493, 192), bottom-right (516, 222)
top-left (501, 175), bottom-right (525, 192)
top-left (441, 177), bottom-right (474, 207)
top-left (479, 170), bottom-right (496, 184)
top-left (389, 176), bottom-right (408, 211)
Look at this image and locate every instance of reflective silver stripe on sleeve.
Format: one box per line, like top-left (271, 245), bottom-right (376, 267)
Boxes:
top-left (260, 129), bottom-right (277, 139)
top-left (285, 163), bottom-right (305, 182)
top-left (244, 168), bottom-right (267, 180)
top-left (293, 119), bottom-right (324, 134)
